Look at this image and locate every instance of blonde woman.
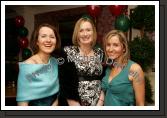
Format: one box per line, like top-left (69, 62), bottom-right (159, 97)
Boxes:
top-left (59, 17), bottom-right (104, 106)
top-left (101, 30), bottom-right (145, 106)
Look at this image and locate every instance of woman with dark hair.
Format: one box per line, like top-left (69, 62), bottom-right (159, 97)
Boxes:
top-left (16, 23), bottom-right (61, 106)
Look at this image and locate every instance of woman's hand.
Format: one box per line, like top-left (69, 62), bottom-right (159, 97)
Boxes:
top-left (17, 102), bottom-right (29, 106)
top-left (52, 99), bottom-right (58, 106)
top-left (67, 99), bottom-right (80, 106)
top-left (96, 90), bottom-right (104, 106)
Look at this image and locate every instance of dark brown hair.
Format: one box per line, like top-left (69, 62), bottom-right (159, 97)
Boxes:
top-left (30, 23), bottom-right (61, 54)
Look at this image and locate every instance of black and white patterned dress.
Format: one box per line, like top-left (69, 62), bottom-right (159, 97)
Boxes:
top-left (64, 46), bottom-right (103, 106)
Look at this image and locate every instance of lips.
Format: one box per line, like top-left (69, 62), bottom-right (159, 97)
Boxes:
top-left (107, 52), bottom-right (114, 56)
top-left (82, 37), bottom-right (89, 40)
top-left (44, 44), bottom-right (52, 47)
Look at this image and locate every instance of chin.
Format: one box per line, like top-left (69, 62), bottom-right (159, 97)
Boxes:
top-left (81, 42), bottom-right (92, 45)
top-left (44, 49), bottom-right (54, 54)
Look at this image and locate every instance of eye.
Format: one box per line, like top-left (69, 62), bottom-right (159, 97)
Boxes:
top-left (50, 35), bottom-right (55, 38)
top-left (87, 28), bottom-right (91, 31)
top-left (106, 43), bottom-right (111, 47)
top-left (113, 43), bottom-right (119, 47)
top-left (41, 35), bottom-right (46, 38)
top-left (79, 29), bottom-right (83, 32)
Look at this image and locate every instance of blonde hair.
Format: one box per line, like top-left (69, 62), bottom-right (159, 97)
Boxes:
top-left (72, 17), bottom-right (97, 47)
top-left (103, 30), bottom-right (130, 64)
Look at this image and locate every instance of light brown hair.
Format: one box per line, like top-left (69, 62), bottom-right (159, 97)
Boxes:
top-left (103, 30), bottom-right (130, 64)
top-left (72, 17), bottom-right (97, 47)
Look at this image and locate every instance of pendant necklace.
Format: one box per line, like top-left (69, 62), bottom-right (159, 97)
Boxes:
top-left (80, 47), bottom-right (92, 56)
top-left (38, 54), bottom-right (53, 79)
top-left (38, 54), bottom-right (48, 64)
top-left (79, 47), bottom-right (93, 64)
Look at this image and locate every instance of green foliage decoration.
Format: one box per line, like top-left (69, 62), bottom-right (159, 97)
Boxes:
top-left (130, 5), bottom-right (155, 32)
top-left (129, 36), bottom-right (155, 72)
top-left (129, 36), bottom-right (155, 104)
top-left (145, 76), bottom-right (154, 104)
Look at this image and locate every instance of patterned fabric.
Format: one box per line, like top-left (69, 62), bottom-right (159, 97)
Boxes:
top-left (64, 46), bottom-right (103, 76)
top-left (78, 80), bottom-right (101, 106)
top-left (16, 57), bottom-right (59, 105)
top-left (64, 46), bottom-right (103, 106)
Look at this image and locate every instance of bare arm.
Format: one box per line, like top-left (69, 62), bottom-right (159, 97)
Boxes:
top-left (96, 90), bottom-right (104, 106)
top-left (17, 102), bottom-right (29, 106)
top-left (67, 99), bottom-right (80, 106)
top-left (52, 99), bottom-right (58, 106)
top-left (129, 63), bottom-right (145, 106)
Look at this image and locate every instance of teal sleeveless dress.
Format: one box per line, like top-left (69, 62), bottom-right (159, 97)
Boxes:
top-left (101, 60), bottom-right (135, 106)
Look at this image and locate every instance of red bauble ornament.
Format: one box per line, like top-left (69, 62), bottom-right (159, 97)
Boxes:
top-left (109, 5), bottom-right (126, 16)
top-left (15, 16), bottom-right (25, 27)
top-left (87, 5), bottom-right (101, 18)
top-left (19, 37), bottom-right (29, 49)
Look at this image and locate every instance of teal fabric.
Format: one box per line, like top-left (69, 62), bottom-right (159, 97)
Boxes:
top-left (101, 60), bottom-right (135, 106)
top-left (16, 57), bottom-right (59, 103)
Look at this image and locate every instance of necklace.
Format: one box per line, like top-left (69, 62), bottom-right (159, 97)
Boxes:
top-left (37, 54), bottom-right (53, 81)
top-left (79, 47), bottom-right (92, 56)
top-left (38, 54), bottom-right (49, 64)
top-left (79, 47), bottom-right (94, 65)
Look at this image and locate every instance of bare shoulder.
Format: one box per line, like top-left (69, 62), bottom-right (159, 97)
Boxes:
top-left (130, 63), bottom-right (143, 73)
top-left (23, 55), bottom-right (37, 64)
top-left (129, 62), bottom-right (144, 82)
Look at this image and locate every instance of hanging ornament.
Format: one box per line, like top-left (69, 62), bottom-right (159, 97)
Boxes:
top-left (87, 5), bottom-right (101, 18)
top-left (15, 16), bottom-right (25, 27)
top-left (82, 14), bottom-right (93, 21)
top-left (18, 37), bottom-right (29, 49)
top-left (109, 5), bottom-right (126, 17)
top-left (115, 15), bottom-right (130, 32)
top-left (18, 27), bottom-right (28, 37)
top-left (22, 48), bottom-right (32, 60)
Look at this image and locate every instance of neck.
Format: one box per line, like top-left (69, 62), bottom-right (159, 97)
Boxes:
top-left (37, 52), bottom-right (50, 64)
top-left (79, 45), bottom-right (92, 56)
top-left (113, 58), bottom-right (127, 69)
top-left (80, 45), bottom-right (92, 56)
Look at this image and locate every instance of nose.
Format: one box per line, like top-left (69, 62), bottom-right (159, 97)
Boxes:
top-left (108, 46), bottom-right (114, 52)
top-left (46, 37), bottom-right (51, 42)
top-left (83, 31), bottom-right (88, 36)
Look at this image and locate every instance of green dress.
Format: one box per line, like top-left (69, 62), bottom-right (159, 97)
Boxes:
top-left (101, 60), bottom-right (135, 106)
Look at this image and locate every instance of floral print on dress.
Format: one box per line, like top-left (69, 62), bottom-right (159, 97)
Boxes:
top-left (64, 46), bottom-right (103, 106)
top-left (78, 80), bottom-right (101, 106)
top-left (64, 46), bottom-right (103, 76)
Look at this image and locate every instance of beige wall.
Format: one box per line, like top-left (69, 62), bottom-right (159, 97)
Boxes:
top-left (7, 5), bottom-right (142, 41)
top-left (6, 5), bottom-right (85, 40)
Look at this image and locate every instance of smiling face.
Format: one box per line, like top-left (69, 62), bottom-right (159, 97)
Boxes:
top-left (105, 35), bottom-right (125, 62)
top-left (78, 21), bottom-right (93, 46)
top-left (37, 26), bottom-right (56, 55)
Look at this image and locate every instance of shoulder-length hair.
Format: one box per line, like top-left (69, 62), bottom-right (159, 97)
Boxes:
top-left (72, 17), bottom-right (97, 47)
top-left (30, 23), bottom-right (61, 54)
top-left (103, 30), bottom-right (130, 64)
